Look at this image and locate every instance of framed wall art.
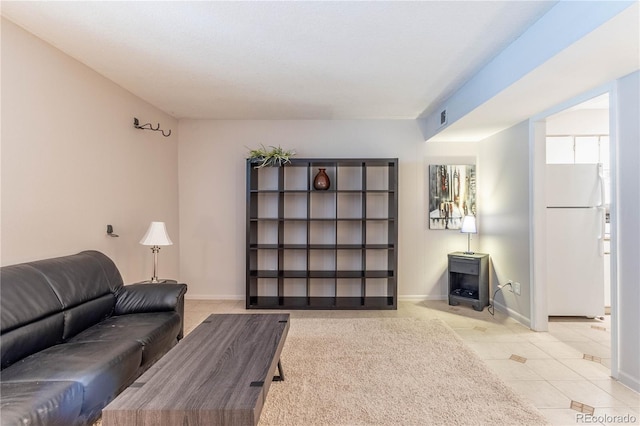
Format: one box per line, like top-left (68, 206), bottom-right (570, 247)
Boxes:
top-left (428, 164), bottom-right (476, 230)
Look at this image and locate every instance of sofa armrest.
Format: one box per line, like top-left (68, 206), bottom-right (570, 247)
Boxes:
top-left (115, 283), bottom-right (188, 339)
top-left (115, 283), bottom-right (187, 314)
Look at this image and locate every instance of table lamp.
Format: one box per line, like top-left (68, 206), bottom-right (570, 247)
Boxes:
top-left (140, 221), bottom-right (173, 283)
top-left (460, 215), bottom-right (477, 254)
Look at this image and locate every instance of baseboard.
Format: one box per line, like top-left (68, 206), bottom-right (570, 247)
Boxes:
top-left (617, 371), bottom-right (640, 393)
top-left (185, 294), bottom-right (243, 301)
top-left (492, 300), bottom-right (531, 328)
top-left (398, 294), bottom-right (447, 301)
top-left (187, 294), bottom-right (448, 302)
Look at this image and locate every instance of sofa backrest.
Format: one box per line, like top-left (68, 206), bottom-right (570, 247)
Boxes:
top-left (0, 250), bottom-right (124, 369)
top-left (0, 264), bottom-right (65, 369)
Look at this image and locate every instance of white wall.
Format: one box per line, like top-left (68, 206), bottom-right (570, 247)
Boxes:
top-left (178, 119), bottom-right (477, 299)
top-left (477, 121), bottom-right (532, 324)
top-left (546, 108), bottom-right (609, 135)
top-left (1, 19), bottom-right (180, 283)
top-left (615, 70), bottom-right (640, 391)
top-left (423, 143), bottom-right (477, 299)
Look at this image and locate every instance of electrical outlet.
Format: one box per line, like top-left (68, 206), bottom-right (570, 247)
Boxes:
top-left (513, 281), bottom-right (521, 296)
top-left (507, 280), bottom-right (513, 292)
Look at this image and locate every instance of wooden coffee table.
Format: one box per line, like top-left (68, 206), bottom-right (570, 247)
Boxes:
top-left (102, 313), bottom-right (289, 426)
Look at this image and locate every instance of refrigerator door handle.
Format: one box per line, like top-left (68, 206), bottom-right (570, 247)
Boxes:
top-left (598, 206), bottom-right (606, 257)
top-left (598, 163), bottom-right (606, 207)
top-left (597, 164), bottom-right (606, 257)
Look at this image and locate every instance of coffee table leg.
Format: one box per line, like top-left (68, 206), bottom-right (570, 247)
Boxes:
top-left (273, 360), bottom-right (285, 382)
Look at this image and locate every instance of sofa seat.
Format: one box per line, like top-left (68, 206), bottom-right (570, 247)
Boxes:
top-left (68, 312), bottom-right (181, 366)
top-left (1, 340), bottom-right (142, 416)
top-left (1, 381), bottom-right (84, 426)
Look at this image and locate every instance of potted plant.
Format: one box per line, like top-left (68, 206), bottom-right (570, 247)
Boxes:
top-left (248, 144), bottom-right (296, 168)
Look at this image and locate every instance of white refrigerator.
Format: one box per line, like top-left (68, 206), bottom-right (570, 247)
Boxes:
top-left (546, 164), bottom-right (606, 318)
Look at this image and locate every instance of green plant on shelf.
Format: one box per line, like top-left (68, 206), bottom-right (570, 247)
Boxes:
top-left (247, 144), bottom-right (296, 168)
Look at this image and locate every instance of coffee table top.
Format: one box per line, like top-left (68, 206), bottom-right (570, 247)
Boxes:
top-left (103, 313), bottom-right (290, 426)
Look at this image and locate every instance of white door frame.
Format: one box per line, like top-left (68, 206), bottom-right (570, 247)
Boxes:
top-left (529, 82), bottom-right (618, 379)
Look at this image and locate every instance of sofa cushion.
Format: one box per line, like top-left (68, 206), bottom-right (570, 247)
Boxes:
top-left (1, 313), bottom-right (64, 370)
top-left (0, 264), bottom-right (63, 333)
top-left (27, 252), bottom-right (114, 307)
top-left (62, 294), bottom-right (115, 340)
top-left (0, 263), bottom-right (66, 368)
top-left (26, 252), bottom-right (122, 336)
top-left (0, 340), bottom-right (142, 415)
top-left (69, 312), bottom-right (181, 366)
top-left (80, 250), bottom-right (125, 293)
top-left (1, 381), bottom-right (84, 426)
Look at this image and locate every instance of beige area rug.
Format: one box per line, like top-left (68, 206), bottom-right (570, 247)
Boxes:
top-left (259, 318), bottom-right (549, 426)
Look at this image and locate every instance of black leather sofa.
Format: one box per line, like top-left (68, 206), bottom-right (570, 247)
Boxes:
top-left (0, 250), bottom-right (188, 425)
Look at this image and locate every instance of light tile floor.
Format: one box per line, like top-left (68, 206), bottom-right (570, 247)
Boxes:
top-left (184, 299), bottom-right (640, 426)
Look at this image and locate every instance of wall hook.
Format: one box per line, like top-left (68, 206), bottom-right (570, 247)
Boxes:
top-left (106, 224), bottom-right (119, 237)
top-left (133, 117), bottom-right (171, 137)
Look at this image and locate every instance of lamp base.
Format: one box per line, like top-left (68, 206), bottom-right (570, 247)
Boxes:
top-left (149, 246), bottom-right (161, 284)
top-left (463, 251), bottom-right (475, 255)
top-left (464, 234), bottom-right (475, 255)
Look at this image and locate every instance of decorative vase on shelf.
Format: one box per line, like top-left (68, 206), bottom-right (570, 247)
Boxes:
top-left (313, 168), bottom-right (330, 190)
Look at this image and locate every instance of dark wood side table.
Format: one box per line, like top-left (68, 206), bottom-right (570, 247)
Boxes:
top-left (448, 252), bottom-right (489, 311)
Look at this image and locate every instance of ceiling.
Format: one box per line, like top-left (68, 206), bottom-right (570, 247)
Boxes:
top-left (1, 1), bottom-right (559, 120)
top-left (429, 1), bottom-right (639, 142)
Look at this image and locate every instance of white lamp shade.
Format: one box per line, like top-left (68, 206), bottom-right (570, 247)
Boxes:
top-left (460, 215), bottom-right (477, 234)
top-left (140, 222), bottom-right (173, 246)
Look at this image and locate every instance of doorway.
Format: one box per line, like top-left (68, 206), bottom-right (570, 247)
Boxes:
top-left (545, 93), bottom-right (610, 318)
top-left (530, 88), bottom-right (618, 379)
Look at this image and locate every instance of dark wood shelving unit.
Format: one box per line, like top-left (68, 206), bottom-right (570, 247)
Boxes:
top-left (246, 158), bottom-right (398, 309)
